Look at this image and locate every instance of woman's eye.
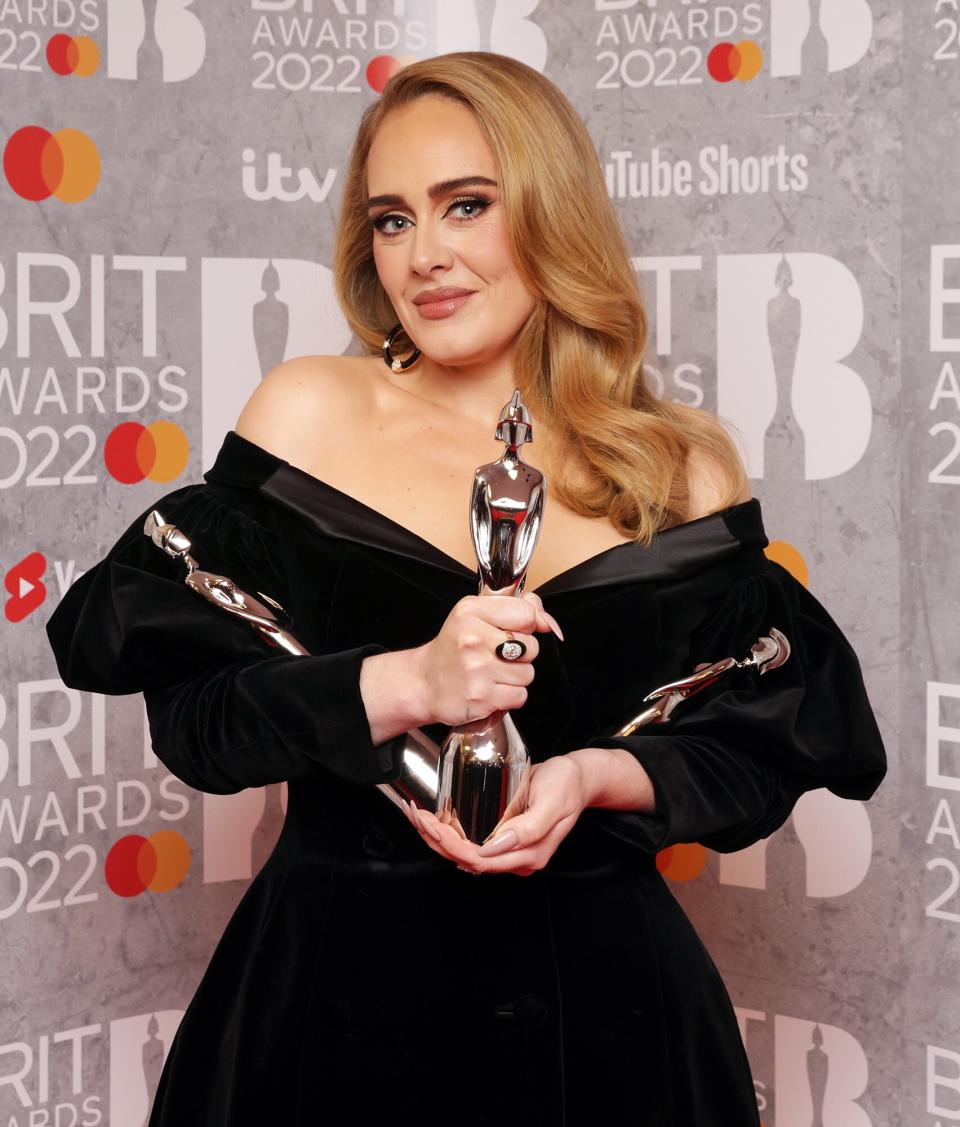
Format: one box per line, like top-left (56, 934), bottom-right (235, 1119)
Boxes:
top-left (447, 196), bottom-right (490, 220)
top-left (371, 196), bottom-right (491, 237)
top-left (372, 214), bottom-right (411, 236)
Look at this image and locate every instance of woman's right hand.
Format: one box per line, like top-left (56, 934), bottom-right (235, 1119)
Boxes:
top-left (410, 590), bottom-right (564, 727)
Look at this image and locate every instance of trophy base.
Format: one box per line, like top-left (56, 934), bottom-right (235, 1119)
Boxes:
top-left (434, 710), bottom-right (531, 845)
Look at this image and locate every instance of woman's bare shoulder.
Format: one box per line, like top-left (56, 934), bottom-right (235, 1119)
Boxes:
top-left (234, 354), bottom-right (379, 466)
top-left (684, 422), bottom-right (753, 522)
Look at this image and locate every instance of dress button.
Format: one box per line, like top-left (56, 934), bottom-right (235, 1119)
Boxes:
top-left (494, 993), bottom-right (548, 1030)
top-left (361, 830), bottom-right (396, 860)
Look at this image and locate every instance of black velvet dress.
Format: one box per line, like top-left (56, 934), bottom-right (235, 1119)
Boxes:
top-left (45, 431), bottom-right (886, 1126)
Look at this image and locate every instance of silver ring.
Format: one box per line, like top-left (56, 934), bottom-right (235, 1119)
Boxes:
top-left (457, 864), bottom-right (481, 876)
top-left (495, 632), bottom-right (527, 662)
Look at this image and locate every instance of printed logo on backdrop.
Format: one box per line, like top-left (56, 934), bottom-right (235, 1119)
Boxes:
top-left (105, 0), bottom-right (206, 82)
top-left (0, 5), bottom-right (96, 79)
top-left (717, 789), bottom-right (873, 897)
top-left (925, 245), bottom-right (960, 933)
top-left (0, 0), bottom-right (203, 81)
top-left (4, 551), bottom-right (47, 623)
top-left (0, 253), bottom-right (190, 491)
top-left (200, 257), bottom-right (351, 465)
top-left (928, 246), bottom-right (960, 487)
top-left (110, 1011), bottom-right (184, 1126)
top-left (657, 788), bottom-right (874, 900)
top-left (716, 253), bottom-right (871, 480)
top-left (0, 683), bottom-right (190, 922)
top-left (934, 2), bottom-right (960, 65)
top-left (736, 1008), bottom-right (872, 1126)
top-left (766, 0), bottom-right (873, 78)
top-left (0, 1011), bottom-right (183, 1125)
top-left (925, 682), bottom-right (960, 928)
top-left (203, 784), bottom-right (288, 883)
top-left (593, 0), bottom-right (874, 91)
top-left (242, 147), bottom-right (338, 204)
top-left (431, 0), bottom-right (546, 72)
top-left (635, 252), bottom-right (872, 481)
top-left (247, 0), bottom-right (546, 95)
top-left (3, 127), bottom-right (100, 203)
top-left (928, 1043), bottom-right (960, 1125)
top-left (604, 144), bottom-right (810, 202)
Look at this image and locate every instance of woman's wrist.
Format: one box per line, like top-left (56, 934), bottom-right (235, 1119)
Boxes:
top-left (566, 746), bottom-right (656, 814)
top-left (359, 645), bottom-right (433, 744)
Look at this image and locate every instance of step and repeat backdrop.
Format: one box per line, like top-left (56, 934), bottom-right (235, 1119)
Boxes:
top-left (0, 1), bottom-right (955, 1123)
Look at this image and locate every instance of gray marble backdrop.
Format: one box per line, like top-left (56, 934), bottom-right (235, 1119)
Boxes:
top-left (0, 2), bottom-right (949, 1124)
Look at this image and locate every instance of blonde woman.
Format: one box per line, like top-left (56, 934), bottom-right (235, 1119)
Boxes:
top-left (47, 52), bottom-right (885, 1126)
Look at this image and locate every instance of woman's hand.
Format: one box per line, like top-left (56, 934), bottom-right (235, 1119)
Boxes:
top-left (407, 589), bottom-right (563, 728)
top-left (399, 754), bottom-right (590, 876)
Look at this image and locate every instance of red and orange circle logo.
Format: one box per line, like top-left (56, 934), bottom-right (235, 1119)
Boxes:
top-left (104, 421), bottom-right (189, 485)
top-left (707, 40), bottom-right (764, 83)
top-left (46, 34), bottom-right (100, 77)
top-left (3, 125), bottom-right (100, 202)
top-left (105, 831), bottom-right (191, 897)
top-left (366, 54), bottom-right (417, 92)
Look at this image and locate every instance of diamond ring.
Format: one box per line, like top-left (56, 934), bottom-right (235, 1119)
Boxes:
top-left (495, 631), bottom-right (526, 662)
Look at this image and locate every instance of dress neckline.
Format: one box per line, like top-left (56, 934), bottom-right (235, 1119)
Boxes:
top-left (281, 458), bottom-right (642, 593)
top-left (209, 431), bottom-right (766, 599)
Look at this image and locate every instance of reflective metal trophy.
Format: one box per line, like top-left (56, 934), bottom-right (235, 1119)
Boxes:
top-left (617, 627), bottom-right (791, 732)
top-left (142, 511), bottom-right (444, 814)
top-left (144, 392), bottom-right (792, 843)
top-left (434, 388), bottom-right (546, 845)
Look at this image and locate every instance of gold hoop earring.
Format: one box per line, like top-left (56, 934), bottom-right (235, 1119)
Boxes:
top-left (382, 324), bottom-right (421, 372)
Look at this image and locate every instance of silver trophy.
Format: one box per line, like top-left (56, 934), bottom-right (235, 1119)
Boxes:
top-left (143, 511), bottom-right (444, 813)
top-left (433, 389), bottom-right (545, 843)
top-left (143, 402), bottom-right (791, 840)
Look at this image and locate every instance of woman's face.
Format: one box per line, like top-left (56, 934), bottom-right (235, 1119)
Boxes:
top-left (367, 95), bottom-right (537, 369)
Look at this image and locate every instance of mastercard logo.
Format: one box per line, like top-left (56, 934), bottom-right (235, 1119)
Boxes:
top-left (3, 125), bottom-right (100, 203)
top-left (366, 54), bottom-right (418, 93)
top-left (105, 830), bottom-right (191, 897)
top-left (707, 40), bottom-right (764, 83)
top-left (104, 421), bottom-right (189, 485)
top-left (46, 34), bottom-right (100, 77)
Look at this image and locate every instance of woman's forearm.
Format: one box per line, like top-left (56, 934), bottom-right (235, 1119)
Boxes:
top-left (359, 654), bottom-right (657, 816)
top-left (566, 746), bottom-right (657, 814)
top-left (358, 647), bottom-right (432, 745)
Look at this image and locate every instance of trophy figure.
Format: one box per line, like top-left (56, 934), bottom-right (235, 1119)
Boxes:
top-left (435, 389), bottom-right (546, 845)
top-left (144, 404), bottom-right (791, 841)
top-left (142, 511), bottom-right (444, 813)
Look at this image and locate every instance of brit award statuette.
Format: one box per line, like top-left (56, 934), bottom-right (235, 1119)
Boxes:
top-left (435, 389), bottom-right (546, 845)
top-left (144, 402), bottom-right (791, 842)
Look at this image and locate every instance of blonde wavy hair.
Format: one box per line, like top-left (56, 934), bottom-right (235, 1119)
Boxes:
top-left (333, 51), bottom-right (747, 544)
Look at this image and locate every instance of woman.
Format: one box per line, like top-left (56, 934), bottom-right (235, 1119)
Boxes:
top-left (46, 52), bottom-right (886, 1125)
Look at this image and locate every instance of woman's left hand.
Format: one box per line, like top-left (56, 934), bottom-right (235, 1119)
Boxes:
top-left (399, 754), bottom-right (590, 876)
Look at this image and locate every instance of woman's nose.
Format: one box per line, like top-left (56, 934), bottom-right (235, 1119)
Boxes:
top-left (409, 218), bottom-right (454, 274)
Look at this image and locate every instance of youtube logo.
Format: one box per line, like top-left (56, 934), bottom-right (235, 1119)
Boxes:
top-left (4, 551), bottom-right (47, 622)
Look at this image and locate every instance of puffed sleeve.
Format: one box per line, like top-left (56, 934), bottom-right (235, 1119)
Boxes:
top-left (580, 560), bottom-right (887, 853)
top-left (45, 482), bottom-right (406, 795)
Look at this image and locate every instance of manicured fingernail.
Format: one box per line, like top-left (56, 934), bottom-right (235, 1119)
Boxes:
top-left (423, 819), bottom-right (443, 843)
top-left (410, 804), bottom-right (426, 833)
top-left (478, 830), bottom-right (517, 856)
top-left (545, 612), bottom-right (564, 641)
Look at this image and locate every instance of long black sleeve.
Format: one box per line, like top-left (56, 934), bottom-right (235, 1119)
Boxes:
top-left (580, 560), bottom-right (887, 854)
top-left (45, 482), bottom-right (405, 795)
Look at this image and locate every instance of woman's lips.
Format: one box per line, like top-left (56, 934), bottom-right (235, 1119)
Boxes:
top-left (413, 292), bottom-right (474, 320)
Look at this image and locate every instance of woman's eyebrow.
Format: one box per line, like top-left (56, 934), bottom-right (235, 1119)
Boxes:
top-left (366, 175), bottom-right (498, 209)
